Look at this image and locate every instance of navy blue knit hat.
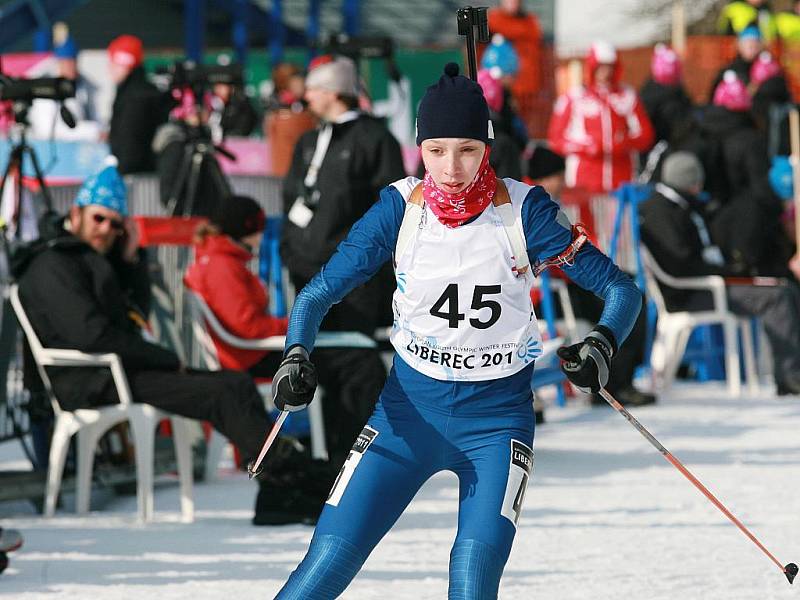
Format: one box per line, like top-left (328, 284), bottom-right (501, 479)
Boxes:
top-left (416, 63), bottom-right (494, 146)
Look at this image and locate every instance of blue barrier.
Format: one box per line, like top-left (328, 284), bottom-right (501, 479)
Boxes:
top-left (259, 216), bottom-right (287, 317)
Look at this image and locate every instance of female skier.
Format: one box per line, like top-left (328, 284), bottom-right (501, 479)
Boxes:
top-left (270, 63), bottom-right (641, 599)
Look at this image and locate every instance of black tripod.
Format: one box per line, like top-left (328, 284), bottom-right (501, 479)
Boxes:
top-left (0, 103), bottom-right (55, 470)
top-left (0, 107), bottom-right (54, 235)
top-left (164, 123), bottom-right (234, 217)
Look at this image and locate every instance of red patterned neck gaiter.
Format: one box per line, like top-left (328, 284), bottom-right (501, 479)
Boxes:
top-left (423, 147), bottom-right (496, 228)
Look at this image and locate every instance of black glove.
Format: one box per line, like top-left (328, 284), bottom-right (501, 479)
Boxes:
top-left (557, 327), bottom-right (615, 393)
top-left (272, 346), bottom-right (317, 412)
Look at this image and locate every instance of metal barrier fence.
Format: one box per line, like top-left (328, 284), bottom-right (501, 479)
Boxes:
top-left (560, 187), bottom-right (639, 274)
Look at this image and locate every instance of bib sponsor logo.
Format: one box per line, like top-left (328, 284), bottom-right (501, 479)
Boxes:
top-left (327, 425), bottom-right (379, 507)
top-left (405, 337), bottom-right (518, 372)
top-left (501, 439), bottom-right (534, 528)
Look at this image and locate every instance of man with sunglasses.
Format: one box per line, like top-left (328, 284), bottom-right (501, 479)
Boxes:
top-left (16, 157), bottom-right (335, 525)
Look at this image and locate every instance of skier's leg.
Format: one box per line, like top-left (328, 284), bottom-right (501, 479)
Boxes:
top-left (447, 409), bottom-right (535, 600)
top-left (275, 397), bottom-right (442, 599)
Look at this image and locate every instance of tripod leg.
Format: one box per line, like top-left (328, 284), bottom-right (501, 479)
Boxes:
top-left (206, 149), bottom-right (232, 199)
top-left (165, 145), bottom-right (195, 216)
top-left (26, 146), bottom-right (54, 212)
top-left (183, 150), bottom-right (205, 217)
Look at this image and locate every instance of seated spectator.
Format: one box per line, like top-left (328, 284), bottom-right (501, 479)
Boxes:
top-left (28, 23), bottom-right (101, 142)
top-left (639, 151), bottom-right (800, 395)
top-left (548, 42), bottom-right (654, 193)
top-left (16, 159), bottom-right (333, 525)
top-left (184, 195), bottom-right (287, 376)
top-left (526, 144), bottom-right (566, 198)
top-left (717, 0), bottom-right (777, 42)
top-left (709, 26), bottom-right (764, 101)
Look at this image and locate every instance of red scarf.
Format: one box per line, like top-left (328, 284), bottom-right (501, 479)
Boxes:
top-left (423, 147), bottom-right (496, 228)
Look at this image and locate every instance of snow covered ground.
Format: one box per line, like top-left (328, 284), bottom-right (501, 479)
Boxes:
top-left (1, 382), bottom-right (799, 599)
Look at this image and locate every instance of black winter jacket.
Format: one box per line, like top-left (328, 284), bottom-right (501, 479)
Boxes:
top-left (281, 113), bottom-right (405, 332)
top-left (17, 225), bottom-right (179, 410)
top-left (109, 67), bottom-right (171, 175)
top-left (638, 187), bottom-right (734, 311)
top-left (695, 105), bottom-right (779, 212)
top-left (281, 114), bottom-right (405, 280)
top-left (639, 78), bottom-right (693, 146)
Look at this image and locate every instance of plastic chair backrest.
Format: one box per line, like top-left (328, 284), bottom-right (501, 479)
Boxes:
top-left (8, 285), bottom-right (61, 415)
top-left (184, 290), bottom-right (222, 371)
top-left (639, 246), bottom-right (671, 316)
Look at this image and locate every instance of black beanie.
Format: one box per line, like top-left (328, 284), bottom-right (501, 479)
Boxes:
top-left (212, 195), bottom-right (265, 240)
top-left (416, 63), bottom-right (493, 146)
top-left (528, 146), bottom-right (566, 180)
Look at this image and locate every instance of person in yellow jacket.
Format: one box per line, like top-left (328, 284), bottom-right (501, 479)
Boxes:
top-left (776, 1), bottom-right (800, 42)
top-left (718, 0), bottom-right (777, 42)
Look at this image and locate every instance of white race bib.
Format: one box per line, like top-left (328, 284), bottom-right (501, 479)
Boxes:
top-left (390, 178), bottom-right (543, 382)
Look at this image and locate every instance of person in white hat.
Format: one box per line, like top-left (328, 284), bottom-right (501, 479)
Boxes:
top-left (280, 54), bottom-right (407, 465)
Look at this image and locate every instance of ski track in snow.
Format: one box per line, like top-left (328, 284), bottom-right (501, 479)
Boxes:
top-left (1, 382), bottom-right (799, 599)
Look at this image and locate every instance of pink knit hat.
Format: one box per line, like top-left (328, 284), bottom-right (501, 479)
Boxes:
top-left (651, 44), bottom-right (681, 86)
top-left (750, 51), bottom-right (782, 86)
top-left (713, 71), bottom-right (752, 112)
top-left (477, 68), bottom-right (504, 113)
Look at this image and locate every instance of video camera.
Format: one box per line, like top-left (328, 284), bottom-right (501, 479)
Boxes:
top-left (0, 76), bottom-right (75, 103)
top-left (321, 34), bottom-right (401, 82)
top-left (160, 60), bottom-right (243, 94)
top-left (324, 34), bottom-right (394, 60)
top-left (0, 75), bottom-right (77, 127)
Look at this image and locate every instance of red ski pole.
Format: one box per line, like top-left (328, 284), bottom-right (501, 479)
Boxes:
top-left (597, 387), bottom-right (797, 584)
top-left (247, 410), bottom-right (290, 479)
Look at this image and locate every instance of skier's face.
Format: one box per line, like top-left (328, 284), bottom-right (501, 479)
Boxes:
top-left (421, 138), bottom-right (486, 194)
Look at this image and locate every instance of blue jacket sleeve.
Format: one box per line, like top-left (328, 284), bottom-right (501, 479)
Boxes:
top-left (522, 186), bottom-right (642, 349)
top-left (285, 186), bottom-right (405, 352)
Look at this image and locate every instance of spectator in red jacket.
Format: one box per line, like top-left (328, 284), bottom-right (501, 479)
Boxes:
top-left (548, 42), bottom-right (655, 193)
top-left (185, 195), bottom-right (287, 376)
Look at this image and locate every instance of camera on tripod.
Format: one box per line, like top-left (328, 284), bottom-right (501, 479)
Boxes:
top-left (320, 34), bottom-right (401, 82)
top-left (159, 61), bottom-right (243, 102)
top-left (0, 76), bottom-right (75, 103)
top-left (153, 61), bottom-right (241, 217)
top-left (0, 75), bottom-right (76, 126)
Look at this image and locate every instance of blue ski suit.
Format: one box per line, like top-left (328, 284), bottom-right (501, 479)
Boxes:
top-left (275, 180), bottom-right (641, 599)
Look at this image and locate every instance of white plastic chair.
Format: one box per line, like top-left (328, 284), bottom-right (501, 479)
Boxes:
top-left (9, 285), bottom-right (194, 523)
top-left (640, 248), bottom-right (757, 395)
top-left (184, 290), bottom-right (377, 478)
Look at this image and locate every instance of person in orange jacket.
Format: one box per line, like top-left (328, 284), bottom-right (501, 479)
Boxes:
top-left (547, 42), bottom-right (655, 193)
top-left (487, 0), bottom-right (543, 97)
top-left (184, 195), bottom-right (288, 376)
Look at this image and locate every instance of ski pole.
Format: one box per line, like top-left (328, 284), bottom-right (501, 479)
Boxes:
top-left (247, 410), bottom-right (290, 479)
top-left (597, 387), bottom-right (797, 584)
